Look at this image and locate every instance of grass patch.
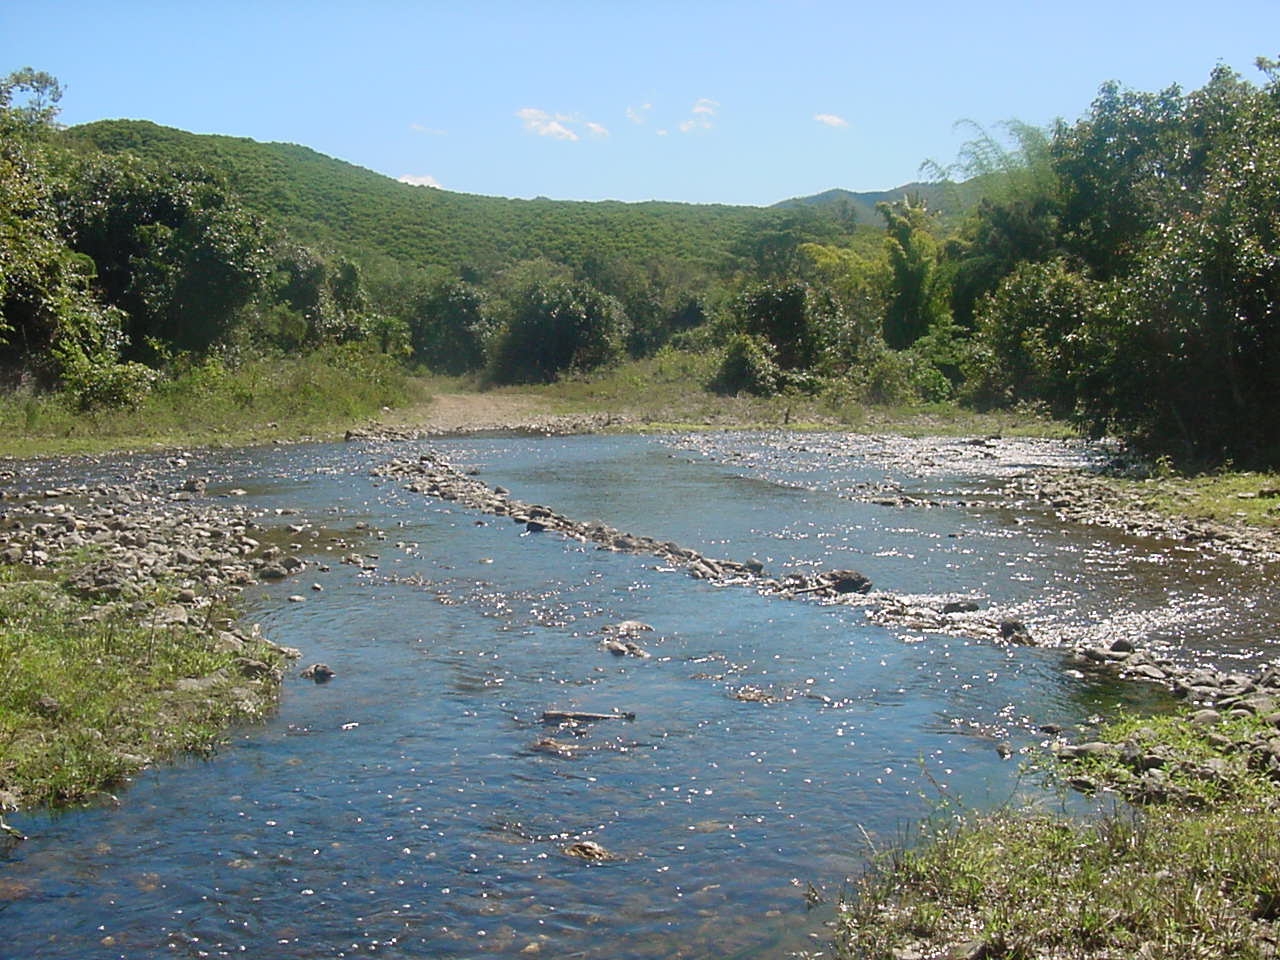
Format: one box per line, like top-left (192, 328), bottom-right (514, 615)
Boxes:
top-left (486, 347), bottom-right (1077, 438)
top-left (1099, 469), bottom-right (1280, 530)
top-left (0, 346), bottom-right (420, 458)
top-left (0, 562), bottom-right (280, 810)
top-left (836, 707), bottom-right (1280, 959)
top-left (1067, 711), bottom-right (1280, 807)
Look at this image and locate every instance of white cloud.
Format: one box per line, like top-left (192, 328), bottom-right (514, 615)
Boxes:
top-left (625, 102), bottom-right (652, 124)
top-left (398, 174), bottom-right (442, 188)
top-left (656, 128), bottom-right (669, 136)
top-left (517, 107), bottom-right (580, 141)
top-left (679, 97), bottom-right (719, 133)
top-left (409, 122), bottom-right (448, 135)
top-left (814, 113), bottom-right (848, 128)
top-left (585, 121), bottom-right (610, 138)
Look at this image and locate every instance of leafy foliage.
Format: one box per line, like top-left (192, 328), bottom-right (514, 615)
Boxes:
top-left (968, 60), bottom-right (1280, 463)
top-left (488, 277), bottom-right (628, 384)
top-left (711, 332), bottom-right (781, 396)
top-left (878, 196), bottom-right (950, 349)
top-left (403, 276), bottom-right (491, 374)
top-left (55, 152), bottom-right (271, 357)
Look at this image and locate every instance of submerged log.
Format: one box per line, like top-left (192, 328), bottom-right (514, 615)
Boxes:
top-left (541, 709), bottom-right (635, 723)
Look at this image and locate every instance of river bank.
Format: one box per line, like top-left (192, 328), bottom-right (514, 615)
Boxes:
top-left (0, 469), bottom-right (311, 822)
top-left (835, 696), bottom-right (1280, 959)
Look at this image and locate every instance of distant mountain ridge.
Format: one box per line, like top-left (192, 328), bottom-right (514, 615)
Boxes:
top-left (773, 182), bottom-right (980, 224)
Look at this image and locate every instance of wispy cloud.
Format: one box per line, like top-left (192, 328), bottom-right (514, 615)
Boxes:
top-left (679, 97), bottom-right (719, 133)
top-left (585, 121), bottom-right (610, 138)
top-left (409, 122), bottom-right (448, 136)
top-left (656, 128), bottom-right (669, 137)
top-left (625, 102), bottom-right (652, 124)
top-left (814, 113), bottom-right (848, 128)
top-left (399, 174), bottom-right (442, 188)
top-left (517, 107), bottom-right (579, 141)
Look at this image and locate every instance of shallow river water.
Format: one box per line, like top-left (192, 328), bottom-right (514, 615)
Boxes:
top-left (4, 432), bottom-right (1278, 959)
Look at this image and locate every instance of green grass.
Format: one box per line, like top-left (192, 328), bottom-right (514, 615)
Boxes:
top-left (1068, 711), bottom-right (1280, 807)
top-left (835, 708), bottom-right (1280, 959)
top-left (0, 563), bottom-right (281, 810)
top-left (508, 347), bottom-right (1077, 438)
top-left (1101, 469), bottom-right (1280, 530)
top-left (0, 346), bottom-right (420, 458)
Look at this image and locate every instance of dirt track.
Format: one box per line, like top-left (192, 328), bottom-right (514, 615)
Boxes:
top-left (372, 391), bottom-right (620, 436)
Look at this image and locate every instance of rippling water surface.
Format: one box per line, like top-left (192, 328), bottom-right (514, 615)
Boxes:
top-left (4, 433), bottom-right (1277, 959)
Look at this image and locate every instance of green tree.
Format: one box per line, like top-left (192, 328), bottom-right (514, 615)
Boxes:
top-left (405, 277), bottom-right (490, 374)
top-left (878, 195), bottom-right (949, 349)
top-left (489, 277), bottom-right (628, 383)
top-left (733, 279), bottom-right (841, 370)
top-left (0, 68), bottom-right (126, 380)
top-left (926, 121), bottom-right (1062, 327)
top-left (56, 154), bottom-right (270, 356)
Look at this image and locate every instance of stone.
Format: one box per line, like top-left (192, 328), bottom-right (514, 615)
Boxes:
top-left (562, 840), bottom-right (612, 861)
top-left (1190, 709), bottom-right (1222, 726)
top-left (610, 620), bottom-right (653, 634)
top-left (942, 599), bottom-right (980, 614)
top-left (821, 569), bottom-right (872, 594)
top-left (999, 620), bottom-right (1031, 642)
top-left (235, 658), bottom-right (275, 680)
top-left (1238, 695), bottom-right (1277, 716)
top-left (301, 663), bottom-right (335, 682)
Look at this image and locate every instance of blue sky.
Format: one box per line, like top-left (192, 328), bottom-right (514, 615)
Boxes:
top-left (5, 1), bottom-right (1276, 206)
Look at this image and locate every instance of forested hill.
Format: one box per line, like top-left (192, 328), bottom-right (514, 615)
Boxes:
top-left (63, 119), bottom-right (867, 275)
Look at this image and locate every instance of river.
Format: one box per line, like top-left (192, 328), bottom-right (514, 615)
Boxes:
top-left (4, 432), bottom-right (1276, 959)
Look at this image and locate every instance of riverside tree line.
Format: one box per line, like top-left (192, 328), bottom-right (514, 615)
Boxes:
top-left (2, 60), bottom-right (1279, 464)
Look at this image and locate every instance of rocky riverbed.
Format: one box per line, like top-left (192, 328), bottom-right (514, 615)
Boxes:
top-left (370, 439), bottom-right (1280, 720)
top-left (1005, 471), bottom-right (1280, 563)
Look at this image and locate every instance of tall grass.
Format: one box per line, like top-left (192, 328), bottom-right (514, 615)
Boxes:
top-left (0, 345), bottom-right (418, 456)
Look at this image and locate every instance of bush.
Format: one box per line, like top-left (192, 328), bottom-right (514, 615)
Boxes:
top-left (970, 258), bottom-right (1098, 413)
top-left (406, 279), bottom-right (491, 374)
top-left (60, 358), bottom-right (157, 410)
top-left (710, 333), bottom-right (781, 396)
top-left (488, 279), bottom-right (628, 384)
top-left (852, 342), bottom-right (953, 405)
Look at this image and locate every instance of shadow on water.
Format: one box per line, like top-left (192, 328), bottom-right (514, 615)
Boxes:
top-left (4, 433), bottom-right (1275, 959)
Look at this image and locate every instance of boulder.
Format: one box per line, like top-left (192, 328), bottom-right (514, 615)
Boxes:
top-left (820, 569), bottom-right (872, 594)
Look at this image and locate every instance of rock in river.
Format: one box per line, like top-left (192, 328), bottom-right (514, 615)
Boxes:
top-left (301, 663), bottom-right (335, 682)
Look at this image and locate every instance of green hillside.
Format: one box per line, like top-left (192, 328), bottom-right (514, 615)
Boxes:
top-left (63, 120), bottom-right (859, 276)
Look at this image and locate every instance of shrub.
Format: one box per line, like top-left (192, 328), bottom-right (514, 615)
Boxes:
top-left (489, 279), bottom-right (628, 384)
top-left (710, 333), bottom-right (781, 396)
top-left (60, 357), bottom-right (157, 410)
